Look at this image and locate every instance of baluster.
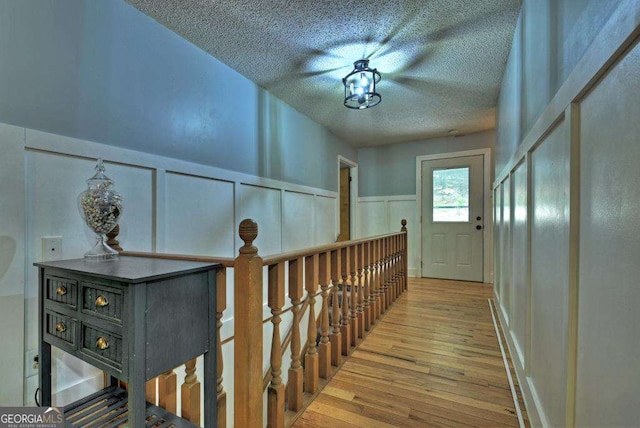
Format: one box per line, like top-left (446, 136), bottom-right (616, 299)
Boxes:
top-left (371, 239), bottom-right (380, 322)
top-left (383, 237), bottom-right (390, 312)
top-left (363, 241), bottom-right (371, 331)
top-left (395, 235), bottom-right (402, 298)
top-left (349, 245), bottom-right (359, 347)
top-left (105, 224), bottom-right (122, 252)
top-left (340, 246), bottom-right (351, 356)
top-left (380, 238), bottom-right (387, 311)
top-left (267, 262), bottom-right (285, 427)
top-left (389, 236), bottom-right (395, 304)
top-left (391, 237), bottom-right (398, 303)
top-left (288, 257), bottom-right (304, 411)
top-left (396, 235), bottom-right (401, 297)
top-left (216, 268), bottom-right (227, 427)
top-left (181, 359), bottom-right (200, 424)
top-left (158, 370), bottom-right (177, 414)
top-left (401, 219), bottom-right (408, 293)
top-left (387, 237), bottom-right (396, 307)
top-left (356, 244), bottom-right (365, 339)
top-left (146, 379), bottom-right (157, 405)
top-left (304, 254), bottom-right (319, 393)
top-left (395, 235), bottom-right (401, 298)
top-left (330, 248), bottom-right (342, 366)
top-left (385, 238), bottom-right (393, 309)
top-left (378, 239), bottom-right (387, 315)
top-left (234, 219), bottom-right (263, 428)
top-left (318, 251), bottom-right (332, 378)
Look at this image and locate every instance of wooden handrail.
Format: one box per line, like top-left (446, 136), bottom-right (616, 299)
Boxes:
top-left (119, 232), bottom-right (407, 270)
top-left (262, 230), bottom-right (406, 265)
top-left (119, 250), bottom-right (235, 267)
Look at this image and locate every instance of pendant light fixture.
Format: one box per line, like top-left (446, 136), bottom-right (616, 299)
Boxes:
top-left (343, 59), bottom-right (381, 109)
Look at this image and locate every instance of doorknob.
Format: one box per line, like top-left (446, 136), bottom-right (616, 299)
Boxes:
top-left (476, 216), bottom-right (482, 221)
top-left (476, 225), bottom-right (482, 230)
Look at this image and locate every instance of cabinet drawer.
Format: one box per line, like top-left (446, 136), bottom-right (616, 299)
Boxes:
top-left (81, 324), bottom-right (123, 370)
top-left (46, 276), bottom-right (77, 308)
top-left (45, 310), bottom-right (76, 347)
top-left (82, 283), bottom-right (123, 323)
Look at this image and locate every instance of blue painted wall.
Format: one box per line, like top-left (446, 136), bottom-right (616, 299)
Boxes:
top-left (0, 0), bottom-right (354, 191)
top-left (495, 0), bottom-right (619, 175)
top-left (358, 131), bottom-right (495, 197)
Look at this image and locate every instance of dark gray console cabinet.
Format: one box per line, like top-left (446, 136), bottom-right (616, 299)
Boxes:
top-left (36, 256), bottom-right (219, 427)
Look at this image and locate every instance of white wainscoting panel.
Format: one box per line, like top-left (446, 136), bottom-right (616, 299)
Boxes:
top-left (575, 39), bottom-right (640, 427)
top-left (510, 161), bottom-right (528, 369)
top-left (530, 119), bottom-right (570, 427)
top-left (499, 176), bottom-right (511, 325)
top-left (358, 196), bottom-right (417, 276)
top-left (493, 186), bottom-right (502, 300)
top-left (388, 198), bottom-right (418, 276)
top-left (314, 195), bottom-right (338, 245)
top-left (282, 191), bottom-right (315, 252)
top-left (358, 200), bottom-right (386, 239)
top-left (165, 172), bottom-right (235, 257)
top-left (104, 162), bottom-right (154, 253)
top-left (236, 184), bottom-right (282, 256)
top-left (25, 152), bottom-right (154, 300)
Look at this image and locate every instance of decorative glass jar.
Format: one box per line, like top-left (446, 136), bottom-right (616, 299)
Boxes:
top-left (78, 159), bottom-right (123, 260)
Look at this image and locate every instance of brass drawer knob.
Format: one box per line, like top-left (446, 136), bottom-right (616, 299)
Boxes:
top-left (56, 285), bottom-right (67, 296)
top-left (95, 295), bottom-right (109, 308)
top-left (55, 322), bottom-right (66, 333)
top-left (96, 336), bottom-right (110, 350)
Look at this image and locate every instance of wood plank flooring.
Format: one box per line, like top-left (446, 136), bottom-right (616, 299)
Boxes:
top-left (292, 277), bottom-right (528, 427)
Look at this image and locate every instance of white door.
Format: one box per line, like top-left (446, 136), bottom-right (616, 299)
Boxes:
top-left (421, 155), bottom-right (484, 281)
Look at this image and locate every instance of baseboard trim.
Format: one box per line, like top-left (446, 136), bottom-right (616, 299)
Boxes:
top-left (488, 299), bottom-right (525, 428)
top-left (493, 290), bottom-right (545, 427)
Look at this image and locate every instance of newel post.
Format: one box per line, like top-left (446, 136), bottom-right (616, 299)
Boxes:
top-left (234, 219), bottom-right (263, 428)
top-left (106, 224), bottom-right (122, 252)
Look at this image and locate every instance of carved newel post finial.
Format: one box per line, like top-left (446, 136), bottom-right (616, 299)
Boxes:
top-left (239, 219), bottom-right (259, 254)
top-left (401, 219), bottom-right (407, 232)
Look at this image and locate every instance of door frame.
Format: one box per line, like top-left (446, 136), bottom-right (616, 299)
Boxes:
top-left (337, 155), bottom-right (358, 240)
top-left (415, 148), bottom-right (493, 283)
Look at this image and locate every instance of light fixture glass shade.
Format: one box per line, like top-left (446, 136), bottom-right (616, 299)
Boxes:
top-left (343, 59), bottom-right (381, 109)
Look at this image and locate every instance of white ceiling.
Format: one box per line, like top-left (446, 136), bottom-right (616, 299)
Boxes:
top-left (126, 0), bottom-right (521, 148)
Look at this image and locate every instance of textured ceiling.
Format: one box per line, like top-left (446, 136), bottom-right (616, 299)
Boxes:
top-left (126, 0), bottom-right (521, 147)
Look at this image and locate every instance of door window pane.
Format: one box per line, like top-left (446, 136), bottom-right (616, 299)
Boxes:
top-left (433, 167), bottom-right (469, 222)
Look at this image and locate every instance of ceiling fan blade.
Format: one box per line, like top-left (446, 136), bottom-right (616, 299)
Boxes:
top-left (264, 65), bottom-right (345, 88)
top-left (366, 10), bottom-right (421, 59)
top-left (389, 76), bottom-right (495, 106)
top-left (426, 6), bottom-right (518, 45)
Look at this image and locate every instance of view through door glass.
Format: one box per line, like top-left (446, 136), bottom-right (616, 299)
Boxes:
top-left (433, 167), bottom-right (470, 222)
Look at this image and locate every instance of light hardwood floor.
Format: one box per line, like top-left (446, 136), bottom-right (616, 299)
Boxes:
top-left (292, 277), bottom-right (528, 427)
